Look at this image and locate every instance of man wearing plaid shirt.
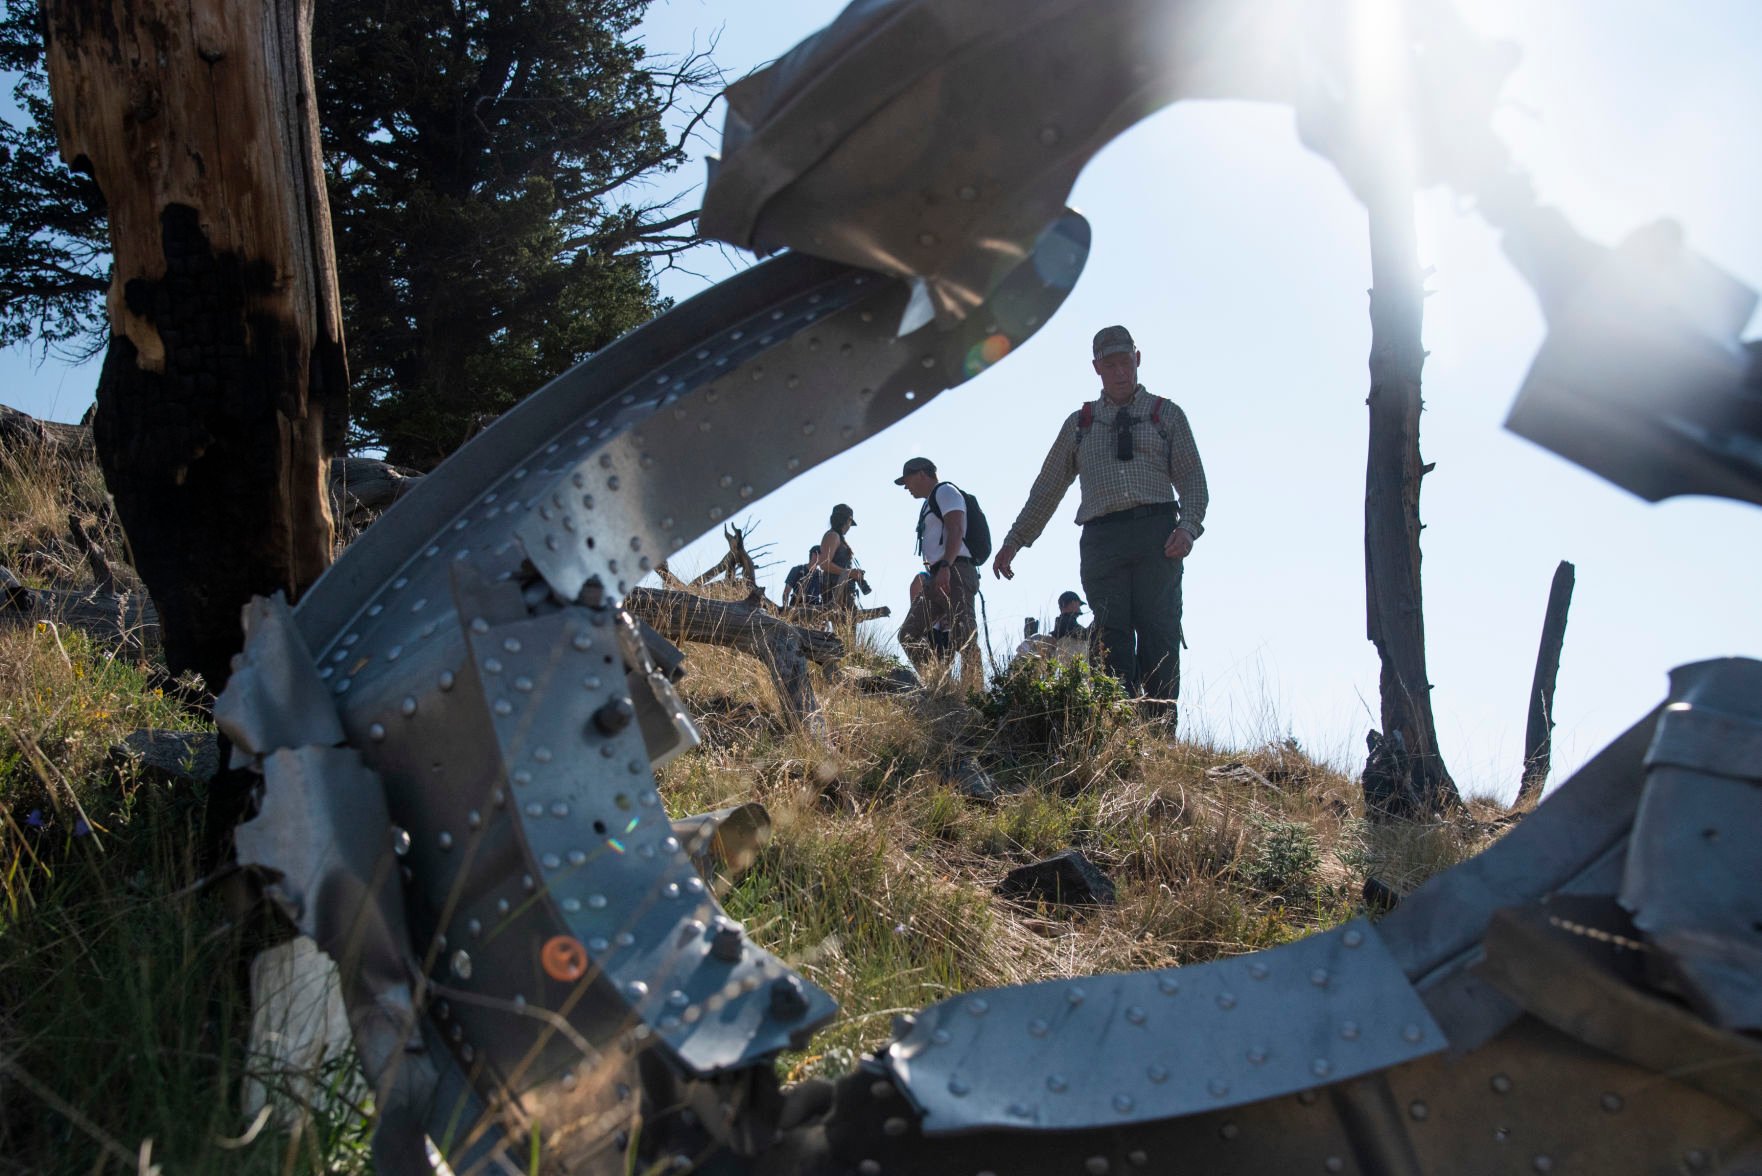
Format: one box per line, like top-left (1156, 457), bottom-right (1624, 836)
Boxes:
top-left (992, 325), bottom-right (1209, 719)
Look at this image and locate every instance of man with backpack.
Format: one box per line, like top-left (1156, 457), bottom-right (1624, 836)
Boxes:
top-left (895, 456), bottom-right (991, 691)
top-left (992, 325), bottom-right (1209, 724)
top-left (782, 545), bottom-right (824, 609)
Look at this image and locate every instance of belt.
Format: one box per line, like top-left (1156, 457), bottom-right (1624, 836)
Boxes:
top-left (1085, 502), bottom-right (1176, 526)
top-left (927, 555), bottom-right (975, 569)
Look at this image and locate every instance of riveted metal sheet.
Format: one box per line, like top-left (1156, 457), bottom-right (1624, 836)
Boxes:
top-left (778, 1015), bottom-right (1762, 1176)
top-left (1627, 661), bottom-right (1762, 1030)
top-left (1622, 774), bottom-right (1762, 1031)
top-left (887, 919), bottom-right (1442, 1134)
top-left (1475, 900), bottom-right (1762, 1121)
top-left (1643, 658), bottom-right (1762, 780)
top-left (454, 603), bottom-right (836, 1072)
top-left (214, 592), bottom-right (344, 759)
top-left (1377, 705), bottom-right (1657, 985)
top-left (762, 1057), bottom-right (1370, 1176)
top-left (238, 206), bottom-right (1085, 1152)
top-left (1382, 1015), bottom-right (1762, 1175)
top-left (702, 0), bottom-right (1301, 327)
top-left (239, 746), bottom-right (417, 1070)
top-left (293, 211), bottom-right (1086, 685)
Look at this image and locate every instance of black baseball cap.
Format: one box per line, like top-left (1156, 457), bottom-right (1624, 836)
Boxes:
top-left (894, 456), bottom-right (937, 485)
top-left (1058, 590), bottom-right (1086, 612)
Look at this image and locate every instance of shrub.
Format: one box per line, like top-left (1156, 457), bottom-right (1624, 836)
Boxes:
top-left (979, 655), bottom-right (1134, 761)
top-left (1244, 817), bottom-right (1322, 894)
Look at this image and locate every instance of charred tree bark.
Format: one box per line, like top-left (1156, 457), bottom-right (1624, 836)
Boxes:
top-left (42, 0), bottom-right (347, 692)
top-left (1361, 189), bottom-right (1461, 819)
top-left (1517, 560), bottom-right (1575, 808)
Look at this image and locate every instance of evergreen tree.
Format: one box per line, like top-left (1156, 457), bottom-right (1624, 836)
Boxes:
top-left (316, 0), bottom-right (711, 466)
top-left (0, 0), bottom-right (109, 359)
top-left (1, 0), bottom-right (713, 465)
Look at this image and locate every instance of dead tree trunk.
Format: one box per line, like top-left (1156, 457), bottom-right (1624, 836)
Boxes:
top-left (625, 587), bottom-right (841, 729)
top-left (1517, 560), bottom-right (1575, 808)
top-left (1360, 190), bottom-right (1461, 819)
top-left (691, 526), bottom-right (760, 587)
top-left (42, 0), bottom-right (347, 693)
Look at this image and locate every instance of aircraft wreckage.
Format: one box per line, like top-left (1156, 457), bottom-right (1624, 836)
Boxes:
top-left (214, 0), bottom-right (1762, 1171)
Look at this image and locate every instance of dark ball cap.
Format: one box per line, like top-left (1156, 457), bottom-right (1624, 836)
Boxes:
top-left (894, 456), bottom-right (937, 485)
top-left (1058, 590), bottom-right (1086, 611)
top-left (1092, 325), bottom-right (1136, 359)
top-left (831, 503), bottom-right (856, 527)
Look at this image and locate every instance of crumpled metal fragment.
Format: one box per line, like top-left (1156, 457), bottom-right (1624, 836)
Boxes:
top-left (672, 802), bottom-right (772, 886)
top-left (1621, 658), bottom-right (1762, 1031)
top-left (700, 0), bottom-right (1318, 328)
top-left (214, 593), bottom-right (344, 766)
top-left (239, 746), bottom-right (423, 1080)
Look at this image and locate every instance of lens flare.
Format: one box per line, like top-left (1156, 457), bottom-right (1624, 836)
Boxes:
top-left (963, 332), bottom-right (1014, 377)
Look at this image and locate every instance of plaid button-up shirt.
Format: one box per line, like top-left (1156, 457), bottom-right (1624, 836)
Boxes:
top-left (1001, 385), bottom-right (1209, 550)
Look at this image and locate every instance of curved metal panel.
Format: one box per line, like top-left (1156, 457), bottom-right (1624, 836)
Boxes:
top-left (1622, 658), bottom-right (1762, 1032)
top-left (702, 0), bottom-right (1300, 326)
top-left (888, 920), bottom-right (1441, 1134)
top-left (208, 0), bottom-right (1762, 1165)
top-left (220, 209), bottom-right (1091, 1160)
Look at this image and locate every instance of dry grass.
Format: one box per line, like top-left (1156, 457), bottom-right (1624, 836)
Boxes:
top-left (656, 639), bottom-right (1499, 1078)
top-left (0, 460), bottom-right (369, 1174)
top-left (0, 443), bottom-right (130, 595)
top-left (0, 463), bottom-right (1508, 1167)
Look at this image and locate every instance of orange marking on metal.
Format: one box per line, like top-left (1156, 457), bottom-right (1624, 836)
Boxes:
top-left (542, 935), bottom-right (589, 982)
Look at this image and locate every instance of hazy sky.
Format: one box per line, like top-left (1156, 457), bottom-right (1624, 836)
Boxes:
top-left (5, 1), bottom-right (1759, 800)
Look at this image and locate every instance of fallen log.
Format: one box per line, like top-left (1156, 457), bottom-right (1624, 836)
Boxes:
top-left (331, 455), bottom-right (424, 528)
top-left (782, 602), bottom-right (892, 627)
top-left (0, 404), bottom-right (93, 463)
top-left (0, 582), bottom-right (159, 653)
top-left (625, 587), bottom-right (842, 728)
top-left (0, 408), bottom-right (425, 535)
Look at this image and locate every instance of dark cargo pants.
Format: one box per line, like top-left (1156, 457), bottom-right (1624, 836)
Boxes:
top-left (1079, 509), bottom-right (1184, 706)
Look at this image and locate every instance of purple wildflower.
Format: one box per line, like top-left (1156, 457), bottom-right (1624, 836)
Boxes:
top-left (25, 808), bottom-right (46, 829)
top-left (73, 817), bottom-right (91, 838)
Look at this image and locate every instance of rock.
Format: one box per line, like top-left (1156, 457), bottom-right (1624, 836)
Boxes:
top-left (1362, 876), bottom-right (1403, 913)
top-left (849, 664), bottom-right (922, 695)
top-left (111, 729), bottom-right (219, 786)
top-left (948, 757), bottom-right (999, 801)
top-left (998, 850), bottom-right (1116, 908)
top-left (0, 566), bottom-right (36, 613)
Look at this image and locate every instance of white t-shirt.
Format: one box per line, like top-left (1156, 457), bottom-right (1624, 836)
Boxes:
top-left (919, 482), bottom-right (971, 564)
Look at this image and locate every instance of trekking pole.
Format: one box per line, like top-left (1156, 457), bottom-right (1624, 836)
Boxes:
top-left (976, 588), bottom-right (1000, 682)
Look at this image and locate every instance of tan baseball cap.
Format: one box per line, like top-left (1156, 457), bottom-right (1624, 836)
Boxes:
top-left (1092, 325), bottom-right (1136, 359)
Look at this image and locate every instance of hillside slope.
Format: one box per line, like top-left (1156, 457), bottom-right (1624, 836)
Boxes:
top-left (0, 443), bottom-right (1505, 1171)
